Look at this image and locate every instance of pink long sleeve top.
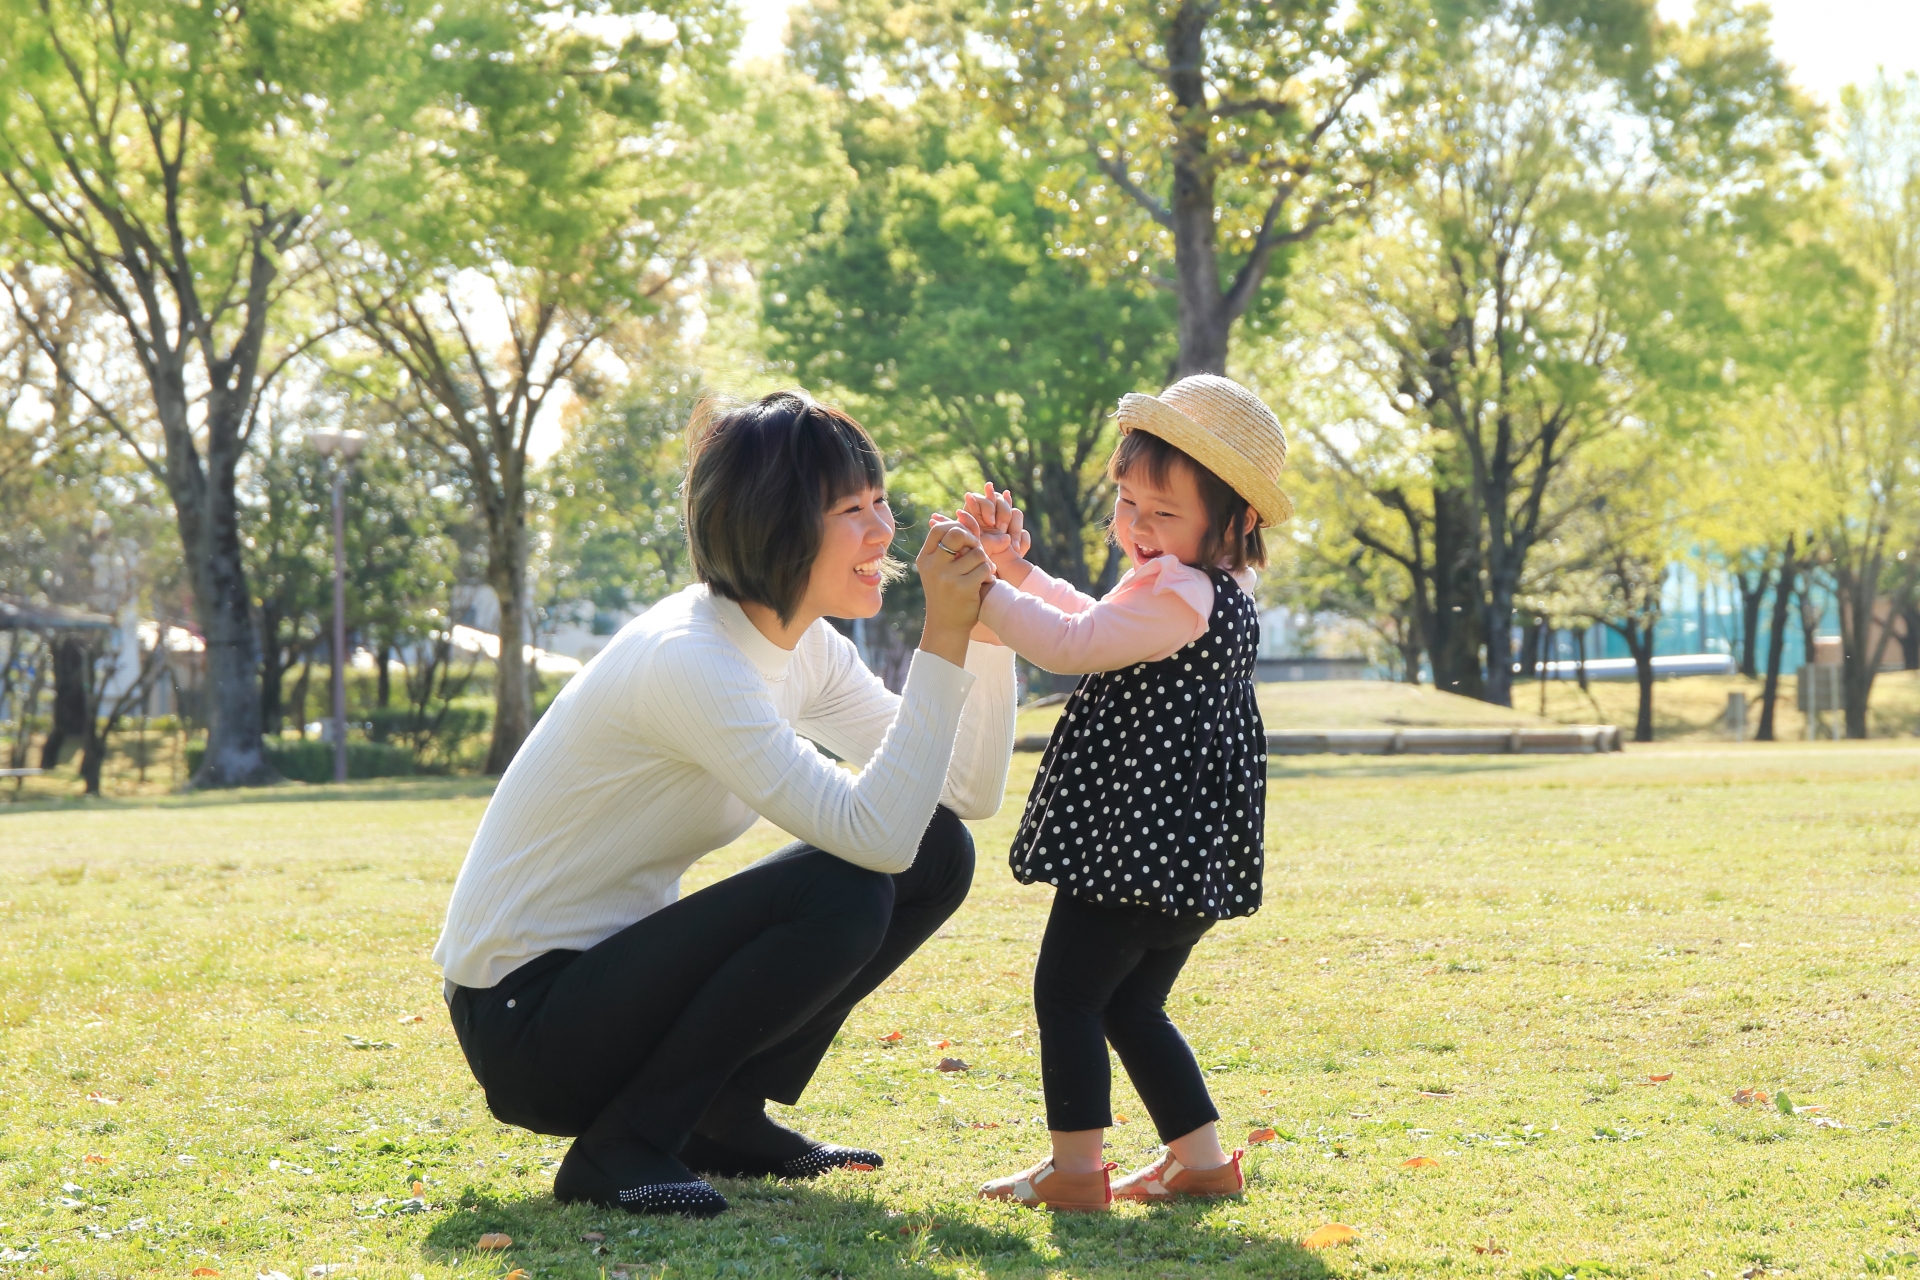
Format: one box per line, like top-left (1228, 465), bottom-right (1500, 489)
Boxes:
top-left (978, 557), bottom-right (1260, 675)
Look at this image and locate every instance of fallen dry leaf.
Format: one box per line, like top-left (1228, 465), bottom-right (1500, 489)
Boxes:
top-left (1732, 1087), bottom-right (1771, 1106)
top-left (1417, 1090), bottom-right (1455, 1099)
top-left (1402, 1156), bottom-right (1440, 1168)
top-left (579, 1233), bottom-right (605, 1243)
top-left (411, 1180), bottom-right (425, 1197)
top-left (85, 1091), bottom-right (119, 1106)
top-left (936, 1057), bottom-right (970, 1072)
top-left (83, 1154), bottom-right (108, 1164)
top-left (505, 1271), bottom-right (529, 1280)
top-left (192, 1270), bottom-right (220, 1277)
top-left (1259, 1088), bottom-right (1272, 1096)
top-left (968, 1123), bottom-right (1000, 1130)
top-left (476, 1233), bottom-right (512, 1251)
top-left (1247, 1127), bottom-right (1278, 1145)
top-left (846, 1161), bottom-right (877, 1170)
top-left (1422, 965), bottom-right (1440, 975)
top-left (878, 1030), bottom-right (903, 1043)
top-left (1301, 1223), bottom-right (1359, 1250)
top-left (932, 1039), bottom-right (951, 1049)
top-left (1471, 1238), bottom-right (1509, 1256)
top-left (1648, 1072), bottom-right (1673, 1083)
top-left (397, 1013), bottom-right (425, 1024)
top-left (1007, 1028), bottom-right (1025, 1038)
top-left (1809, 1116), bottom-right (1846, 1129)
top-left (1114, 1113), bottom-right (1130, 1124)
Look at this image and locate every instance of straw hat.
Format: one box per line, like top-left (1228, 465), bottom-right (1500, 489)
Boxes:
top-left (1115, 374), bottom-right (1293, 526)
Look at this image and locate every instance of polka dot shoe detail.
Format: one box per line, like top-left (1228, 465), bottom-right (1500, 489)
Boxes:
top-left (680, 1132), bottom-right (884, 1180)
top-left (552, 1144), bottom-right (729, 1217)
top-left (615, 1180), bottom-right (729, 1217)
top-left (777, 1143), bottom-right (883, 1179)
top-left (1011, 566), bottom-right (1265, 920)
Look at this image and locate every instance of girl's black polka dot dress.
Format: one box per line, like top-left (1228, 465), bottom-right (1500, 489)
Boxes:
top-left (1010, 567), bottom-right (1266, 919)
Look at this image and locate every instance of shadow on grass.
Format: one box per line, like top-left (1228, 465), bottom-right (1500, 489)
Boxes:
top-left (0, 774), bottom-right (497, 815)
top-left (424, 1181), bottom-right (1334, 1278)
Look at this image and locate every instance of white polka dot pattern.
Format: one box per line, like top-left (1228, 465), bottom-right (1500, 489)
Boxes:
top-left (616, 1179), bottom-right (729, 1216)
top-left (1010, 568), bottom-right (1266, 920)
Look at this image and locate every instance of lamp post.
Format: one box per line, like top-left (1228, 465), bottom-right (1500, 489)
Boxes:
top-left (308, 428), bottom-right (367, 784)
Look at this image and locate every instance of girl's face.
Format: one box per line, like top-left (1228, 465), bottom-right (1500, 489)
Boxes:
top-left (1113, 462), bottom-right (1209, 569)
top-left (800, 485), bottom-right (896, 620)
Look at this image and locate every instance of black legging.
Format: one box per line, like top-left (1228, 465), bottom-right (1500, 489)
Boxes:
top-left (1033, 890), bottom-right (1218, 1141)
top-left (447, 808), bottom-right (974, 1154)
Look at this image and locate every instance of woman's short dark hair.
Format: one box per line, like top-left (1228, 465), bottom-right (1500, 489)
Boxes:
top-left (1108, 430), bottom-right (1267, 572)
top-left (683, 390), bottom-right (887, 624)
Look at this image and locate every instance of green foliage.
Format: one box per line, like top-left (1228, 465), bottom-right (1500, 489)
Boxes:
top-left (543, 374), bottom-right (702, 617)
top-left (767, 66), bottom-right (1172, 589)
top-left (185, 738), bottom-right (416, 784)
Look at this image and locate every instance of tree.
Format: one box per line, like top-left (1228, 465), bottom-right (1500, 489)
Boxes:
top-left (1817, 74), bottom-right (1920, 738)
top-left (765, 70), bottom-right (1174, 593)
top-left (1277, 0), bottom-right (1806, 707)
top-left (975, 0), bottom-right (1437, 375)
top-left (242, 403), bottom-right (465, 733)
top-left (333, 5), bottom-right (846, 771)
top-left (544, 371), bottom-right (701, 626)
top-left (0, 0), bottom-right (428, 785)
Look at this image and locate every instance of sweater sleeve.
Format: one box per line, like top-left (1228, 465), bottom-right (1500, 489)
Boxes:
top-left (647, 640), bottom-right (974, 874)
top-left (797, 631), bottom-right (1017, 823)
top-left (979, 559), bottom-right (1214, 675)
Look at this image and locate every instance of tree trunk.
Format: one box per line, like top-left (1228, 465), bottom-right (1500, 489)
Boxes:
top-left (1428, 482), bottom-right (1483, 698)
top-left (1166, 1), bottom-right (1231, 378)
top-left (1482, 568), bottom-right (1518, 708)
top-left (182, 461), bottom-right (276, 786)
top-left (290, 652), bottom-right (314, 738)
top-left (1630, 626), bottom-right (1655, 744)
top-left (1734, 569), bottom-right (1769, 678)
top-left (1900, 603), bottom-right (1920, 670)
top-left (40, 636), bottom-right (90, 768)
top-left (377, 639), bottom-right (394, 708)
top-left (1518, 616), bottom-right (1542, 682)
top-left (1756, 546), bottom-right (1797, 742)
top-left (1610, 618), bottom-right (1657, 744)
top-left (483, 526), bottom-right (533, 775)
top-left (1832, 554), bottom-right (1915, 741)
top-left (261, 608), bottom-right (287, 734)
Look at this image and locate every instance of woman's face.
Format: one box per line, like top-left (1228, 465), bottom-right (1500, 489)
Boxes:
top-left (801, 486), bottom-right (896, 620)
top-left (1112, 462), bottom-right (1210, 569)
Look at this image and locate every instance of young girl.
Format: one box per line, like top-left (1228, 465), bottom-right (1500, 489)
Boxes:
top-left (968, 374), bottom-right (1291, 1212)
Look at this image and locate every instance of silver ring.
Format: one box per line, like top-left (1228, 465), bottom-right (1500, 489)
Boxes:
top-left (936, 541), bottom-right (960, 556)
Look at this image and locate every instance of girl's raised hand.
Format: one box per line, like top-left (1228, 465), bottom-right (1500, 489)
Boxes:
top-left (963, 482), bottom-right (1033, 586)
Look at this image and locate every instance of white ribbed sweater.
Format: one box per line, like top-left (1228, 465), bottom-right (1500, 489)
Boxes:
top-left (433, 584), bottom-right (1018, 989)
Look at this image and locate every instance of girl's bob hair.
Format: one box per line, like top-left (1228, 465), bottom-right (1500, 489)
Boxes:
top-left (1108, 430), bottom-right (1267, 572)
top-left (683, 390), bottom-right (887, 625)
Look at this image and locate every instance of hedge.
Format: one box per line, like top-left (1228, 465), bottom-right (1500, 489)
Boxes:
top-left (185, 738), bottom-right (416, 783)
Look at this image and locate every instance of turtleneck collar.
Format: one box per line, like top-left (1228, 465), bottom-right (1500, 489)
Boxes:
top-left (705, 589), bottom-right (798, 682)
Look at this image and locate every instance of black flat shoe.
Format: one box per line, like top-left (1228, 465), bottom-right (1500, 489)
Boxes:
top-left (680, 1132), bottom-right (884, 1180)
top-left (554, 1142), bottom-right (729, 1217)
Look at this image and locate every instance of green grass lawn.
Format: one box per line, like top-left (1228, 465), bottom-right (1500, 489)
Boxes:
top-left (3, 744), bottom-right (1919, 1278)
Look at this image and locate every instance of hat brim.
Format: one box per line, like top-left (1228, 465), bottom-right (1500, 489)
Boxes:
top-left (1116, 393), bottom-right (1293, 526)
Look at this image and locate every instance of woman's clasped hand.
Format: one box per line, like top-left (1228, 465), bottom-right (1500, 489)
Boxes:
top-left (912, 515), bottom-right (996, 667)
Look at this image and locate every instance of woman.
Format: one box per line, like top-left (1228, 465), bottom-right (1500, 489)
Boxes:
top-left (433, 392), bottom-right (1015, 1216)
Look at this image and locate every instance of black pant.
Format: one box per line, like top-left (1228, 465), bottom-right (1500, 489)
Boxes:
top-left (1033, 890), bottom-right (1218, 1142)
top-left (447, 808), bottom-right (974, 1154)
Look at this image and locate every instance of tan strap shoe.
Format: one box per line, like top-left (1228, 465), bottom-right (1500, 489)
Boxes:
top-left (1112, 1148), bottom-right (1245, 1201)
top-left (979, 1157), bottom-right (1115, 1212)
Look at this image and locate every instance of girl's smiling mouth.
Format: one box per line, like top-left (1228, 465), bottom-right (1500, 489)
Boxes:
top-left (854, 559), bottom-right (883, 582)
